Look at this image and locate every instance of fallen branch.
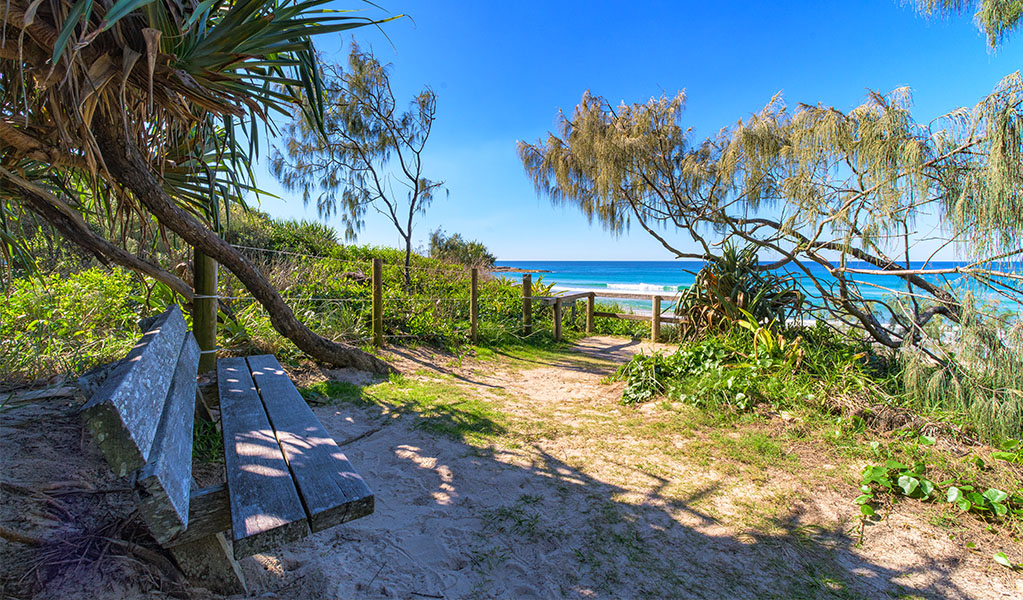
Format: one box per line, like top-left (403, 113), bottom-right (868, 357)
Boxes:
top-left (0, 525), bottom-right (45, 547)
top-left (102, 537), bottom-right (186, 586)
top-left (337, 426), bottom-right (384, 447)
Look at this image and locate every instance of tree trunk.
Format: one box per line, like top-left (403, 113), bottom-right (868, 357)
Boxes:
top-left (93, 115), bottom-right (394, 374)
top-left (403, 235), bottom-right (413, 291)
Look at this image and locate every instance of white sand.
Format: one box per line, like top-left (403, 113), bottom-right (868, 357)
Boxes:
top-left (232, 338), bottom-right (1021, 600)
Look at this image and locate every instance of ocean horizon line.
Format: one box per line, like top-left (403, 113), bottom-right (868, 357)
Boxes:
top-left (495, 259), bottom-right (982, 266)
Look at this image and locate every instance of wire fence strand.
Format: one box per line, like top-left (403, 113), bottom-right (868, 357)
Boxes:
top-left (214, 245), bottom-right (659, 350)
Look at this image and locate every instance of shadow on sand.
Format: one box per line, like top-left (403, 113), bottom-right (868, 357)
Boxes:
top-left (294, 347), bottom-right (978, 600)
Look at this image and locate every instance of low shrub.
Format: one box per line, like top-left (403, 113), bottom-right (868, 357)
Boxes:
top-left (0, 268), bottom-right (142, 382)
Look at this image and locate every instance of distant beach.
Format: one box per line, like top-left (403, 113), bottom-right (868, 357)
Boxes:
top-left (492, 260), bottom-right (1017, 315)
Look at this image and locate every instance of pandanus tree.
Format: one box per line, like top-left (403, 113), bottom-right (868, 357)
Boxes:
top-left (0, 0), bottom-right (394, 373)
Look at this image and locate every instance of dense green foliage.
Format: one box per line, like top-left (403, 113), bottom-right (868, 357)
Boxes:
top-left (0, 268), bottom-right (143, 381)
top-left (609, 312), bottom-right (1023, 443)
top-left (225, 210), bottom-right (340, 258)
top-left (610, 320), bottom-right (879, 411)
top-left (428, 229), bottom-right (497, 268)
top-left (0, 212), bottom-right (648, 381)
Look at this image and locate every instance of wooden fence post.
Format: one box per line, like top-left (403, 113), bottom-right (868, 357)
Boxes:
top-left (586, 293), bottom-right (595, 334)
top-left (651, 295), bottom-right (661, 342)
top-left (553, 298), bottom-right (562, 342)
top-left (372, 258), bottom-right (383, 347)
top-left (193, 247), bottom-right (218, 373)
top-left (470, 268), bottom-right (479, 344)
top-left (522, 274), bottom-right (532, 336)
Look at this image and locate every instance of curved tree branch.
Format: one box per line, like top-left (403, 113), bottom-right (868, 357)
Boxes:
top-left (0, 167), bottom-right (195, 301)
top-left (94, 113), bottom-right (394, 374)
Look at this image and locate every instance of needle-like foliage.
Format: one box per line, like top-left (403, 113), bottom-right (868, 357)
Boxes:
top-left (913, 0), bottom-right (1023, 47)
top-left (519, 75), bottom-right (1023, 438)
top-left (270, 42), bottom-right (442, 289)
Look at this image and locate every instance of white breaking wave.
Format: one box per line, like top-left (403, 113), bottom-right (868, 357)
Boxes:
top-left (605, 282), bottom-right (679, 292)
top-left (553, 283), bottom-right (682, 295)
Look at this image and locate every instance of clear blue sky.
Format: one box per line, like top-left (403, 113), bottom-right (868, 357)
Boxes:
top-left (250, 1), bottom-right (1023, 261)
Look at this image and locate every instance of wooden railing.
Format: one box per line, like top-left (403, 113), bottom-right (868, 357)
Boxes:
top-left (190, 258), bottom-right (680, 354)
top-left (521, 274), bottom-right (679, 342)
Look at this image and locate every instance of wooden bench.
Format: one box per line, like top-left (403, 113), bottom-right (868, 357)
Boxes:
top-left (81, 305), bottom-right (374, 594)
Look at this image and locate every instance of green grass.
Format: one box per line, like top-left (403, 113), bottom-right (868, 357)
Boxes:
top-left (479, 494), bottom-right (551, 543)
top-left (192, 417), bottom-right (224, 463)
top-left (300, 374), bottom-right (508, 445)
top-left (299, 380), bottom-right (364, 405)
top-left (710, 431), bottom-right (795, 470)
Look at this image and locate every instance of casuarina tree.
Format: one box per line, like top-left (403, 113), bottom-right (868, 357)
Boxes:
top-left (271, 42), bottom-right (443, 289)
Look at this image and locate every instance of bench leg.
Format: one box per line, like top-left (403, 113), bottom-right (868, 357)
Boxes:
top-left (168, 532), bottom-right (247, 595)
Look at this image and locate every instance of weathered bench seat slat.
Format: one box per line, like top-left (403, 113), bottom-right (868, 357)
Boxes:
top-left (136, 335), bottom-right (200, 542)
top-left (84, 305), bottom-right (376, 594)
top-left (218, 357), bottom-right (310, 560)
top-left (82, 305), bottom-right (187, 476)
top-left (248, 355), bottom-right (374, 532)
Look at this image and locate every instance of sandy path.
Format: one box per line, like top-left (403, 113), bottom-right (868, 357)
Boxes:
top-left (245, 337), bottom-right (1021, 600)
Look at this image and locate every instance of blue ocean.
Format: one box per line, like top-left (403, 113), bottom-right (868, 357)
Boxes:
top-left (493, 260), bottom-right (1017, 315)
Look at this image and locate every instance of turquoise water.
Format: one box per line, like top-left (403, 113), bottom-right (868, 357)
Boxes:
top-left (493, 260), bottom-right (1017, 315)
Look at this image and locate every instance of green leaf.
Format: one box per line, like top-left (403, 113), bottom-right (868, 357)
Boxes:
top-left (855, 494), bottom-right (873, 504)
top-left (860, 504), bottom-right (875, 516)
top-left (993, 552), bottom-right (1013, 569)
top-left (918, 434), bottom-right (936, 446)
top-left (956, 499), bottom-right (972, 512)
top-left (185, 0), bottom-right (220, 29)
top-left (947, 487), bottom-right (963, 503)
top-left (862, 465), bottom-right (887, 484)
top-left (993, 503), bottom-right (1008, 517)
top-left (885, 459), bottom-right (907, 470)
top-left (897, 475), bottom-right (919, 496)
top-left (983, 488), bottom-right (1008, 504)
top-left (53, 0), bottom-right (94, 62)
top-left (919, 479), bottom-right (935, 498)
top-left (96, 0), bottom-right (157, 32)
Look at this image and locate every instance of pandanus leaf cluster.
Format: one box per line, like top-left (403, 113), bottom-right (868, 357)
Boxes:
top-left (0, 0), bottom-right (399, 372)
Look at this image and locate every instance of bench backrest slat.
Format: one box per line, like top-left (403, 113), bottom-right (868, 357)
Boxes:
top-left (218, 357), bottom-right (310, 559)
top-left (137, 334), bottom-right (200, 543)
top-left (248, 355), bottom-right (374, 532)
top-left (82, 305), bottom-right (188, 476)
